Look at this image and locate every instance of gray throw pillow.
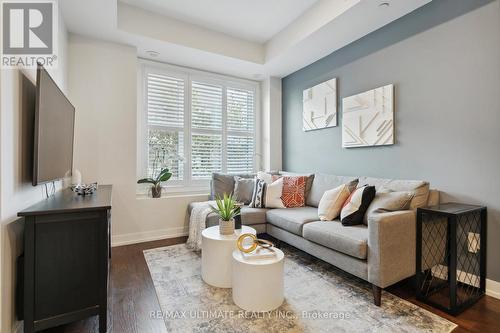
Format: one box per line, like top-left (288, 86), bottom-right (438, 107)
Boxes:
top-left (363, 191), bottom-right (414, 224)
top-left (210, 173), bottom-right (254, 199)
top-left (233, 176), bottom-right (255, 204)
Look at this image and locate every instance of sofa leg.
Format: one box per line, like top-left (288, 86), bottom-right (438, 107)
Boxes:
top-left (372, 284), bottom-right (382, 306)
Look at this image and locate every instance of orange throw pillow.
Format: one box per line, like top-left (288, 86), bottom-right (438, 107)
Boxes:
top-left (281, 176), bottom-right (307, 208)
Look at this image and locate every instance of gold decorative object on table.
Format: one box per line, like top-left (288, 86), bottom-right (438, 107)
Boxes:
top-left (237, 233), bottom-right (274, 253)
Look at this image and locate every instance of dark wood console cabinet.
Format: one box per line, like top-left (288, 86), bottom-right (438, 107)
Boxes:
top-left (18, 185), bottom-right (112, 333)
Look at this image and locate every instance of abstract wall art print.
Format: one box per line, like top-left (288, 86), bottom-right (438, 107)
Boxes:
top-left (342, 84), bottom-right (394, 148)
top-left (303, 78), bottom-right (337, 131)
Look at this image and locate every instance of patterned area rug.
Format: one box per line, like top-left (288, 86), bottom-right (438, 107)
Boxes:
top-left (144, 243), bottom-right (456, 333)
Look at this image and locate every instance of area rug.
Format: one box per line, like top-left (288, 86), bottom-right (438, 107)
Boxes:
top-left (144, 243), bottom-right (457, 333)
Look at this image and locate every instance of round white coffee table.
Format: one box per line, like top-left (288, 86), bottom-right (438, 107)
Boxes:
top-left (232, 247), bottom-right (284, 312)
top-left (201, 225), bottom-right (256, 288)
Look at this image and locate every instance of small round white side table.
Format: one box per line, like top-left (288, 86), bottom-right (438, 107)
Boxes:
top-left (232, 247), bottom-right (284, 312)
top-left (201, 225), bottom-right (256, 288)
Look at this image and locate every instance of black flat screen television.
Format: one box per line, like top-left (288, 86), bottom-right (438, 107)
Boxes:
top-left (33, 64), bottom-right (75, 186)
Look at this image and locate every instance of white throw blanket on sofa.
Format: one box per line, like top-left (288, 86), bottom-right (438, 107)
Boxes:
top-left (186, 201), bottom-right (216, 251)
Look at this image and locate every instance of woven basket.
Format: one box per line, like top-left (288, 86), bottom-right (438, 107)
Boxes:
top-left (219, 219), bottom-right (235, 235)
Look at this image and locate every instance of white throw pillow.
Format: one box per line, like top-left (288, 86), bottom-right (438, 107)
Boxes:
top-left (318, 184), bottom-right (351, 221)
top-left (265, 177), bottom-right (286, 208)
top-left (257, 171), bottom-right (273, 185)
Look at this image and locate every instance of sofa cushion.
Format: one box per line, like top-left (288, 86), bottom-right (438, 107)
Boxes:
top-left (233, 176), bottom-right (255, 204)
top-left (357, 176), bottom-right (430, 209)
top-left (210, 173), bottom-right (254, 199)
top-left (340, 186), bottom-right (376, 226)
top-left (281, 176), bottom-right (307, 208)
top-left (317, 184), bottom-right (351, 221)
top-left (307, 173), bottom-right (359, 207)
top-left (266, 206), bottom-right (319, 235)
top-left (427, 189), bottom-right (440, 207)
top-left (239, 206), bottom-right (269, 225)
top-left (363, 191), bottom-right (414, 224)
top-left (188, 203), bottom-right (267, 226)
top-left (303, 221), bottom-right (368, 259)
top-left (280, 171), bottom-right (314, 200)
top-left (265, 177), bottom-right (286, 208)
top-left (249, 179), bottom-right (266, 208)
top-left (257, 171), bottom-right (273, 184)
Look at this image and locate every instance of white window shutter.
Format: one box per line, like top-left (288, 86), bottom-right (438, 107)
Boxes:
top-left (147, 73), bottom-right (184, 127)
top-left (191, 134), bottom-right (222, 179)
top-left (191, 81), bottom-right (222, 130)
top-left (227, 135), bottom-right (254, 174)
top-left (190, 81), bottom-right (224, 179)
top-left (227, 87), bottom-right (254, 132)
top-left (146, 73), bottom-right (185, 180)
top-left (226, 87), bottom-right (255, 174)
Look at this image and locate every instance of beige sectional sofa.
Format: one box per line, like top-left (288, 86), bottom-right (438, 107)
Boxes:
top-left (188, 172), bottom-right (439, 305)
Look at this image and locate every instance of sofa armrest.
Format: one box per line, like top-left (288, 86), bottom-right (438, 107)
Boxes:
top-left (367, 210), bottom-right (416, 288)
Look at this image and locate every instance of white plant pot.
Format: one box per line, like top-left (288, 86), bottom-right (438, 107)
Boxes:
top-left (219, 218), bottom-right (235, 235)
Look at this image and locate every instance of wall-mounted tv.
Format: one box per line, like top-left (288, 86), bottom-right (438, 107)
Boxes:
top-left (33, 64), bottom-right (75, 186)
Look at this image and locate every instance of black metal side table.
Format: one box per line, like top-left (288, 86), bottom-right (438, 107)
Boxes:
top-left (416, 203), bottom-right (486, 315)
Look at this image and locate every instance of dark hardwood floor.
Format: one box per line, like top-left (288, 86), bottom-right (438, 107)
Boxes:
top-left (41, 237), bottom-right (185, 333)
top-left (42, 237), bottom-right (500, 333)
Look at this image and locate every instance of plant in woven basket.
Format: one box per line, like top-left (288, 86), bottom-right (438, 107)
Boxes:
top-left (211, 193), bottom-right (240, 235)
top-left (137, 168), bottom-right (172, 198)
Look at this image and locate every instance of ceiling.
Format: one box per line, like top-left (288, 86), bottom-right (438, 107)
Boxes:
top-left (60, 0), bottom-right (433, 80)
top-left (120, 0), bottom-right (319, 43)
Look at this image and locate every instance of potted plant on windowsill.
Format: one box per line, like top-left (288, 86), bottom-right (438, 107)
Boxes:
top-left (137, 168), bottom-right (172, 198)
top-left (211, 193), bottom-right (240, 235)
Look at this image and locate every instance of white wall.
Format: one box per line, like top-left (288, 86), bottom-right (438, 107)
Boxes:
top-left (118, 3), bottom-right (264, 64)
top-left (68, 34), bottom-right (207, 247)
top-left (0, 6), bottom-right (68, 332)
top-left (266, 0), bottom-right (360, 61)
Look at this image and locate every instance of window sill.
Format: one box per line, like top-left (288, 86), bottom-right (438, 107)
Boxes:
top-left (136, 185), bottom-right (209, 199)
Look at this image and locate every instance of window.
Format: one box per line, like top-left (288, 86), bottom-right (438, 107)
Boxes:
top-left (146, 73), bottom-right (185, 180)
top-left (140, 63), bottom-right (258, 192)
top-left (191, 81), bottom-right (223, 179)
top-left (226, 87), bottom-right (255, 174)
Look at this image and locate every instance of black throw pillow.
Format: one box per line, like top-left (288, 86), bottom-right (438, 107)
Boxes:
top-left (340, 186), bottom-right (376, 226)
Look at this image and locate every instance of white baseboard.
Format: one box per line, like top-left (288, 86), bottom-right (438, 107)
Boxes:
top-left (486, 279), bottom-right (500, 299)
top-left (111, 227), bottom-right (188, 247)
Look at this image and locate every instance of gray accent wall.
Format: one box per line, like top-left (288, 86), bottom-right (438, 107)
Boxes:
top-left (282, 0), bottom-right (500, 282)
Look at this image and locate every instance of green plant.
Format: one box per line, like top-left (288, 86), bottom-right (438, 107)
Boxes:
top-left (211, 193), bottom-right (240, 221)
top-left (137, 168), bottom-right (172, 188)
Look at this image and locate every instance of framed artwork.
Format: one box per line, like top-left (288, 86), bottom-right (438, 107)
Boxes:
top-left (303, 78), bottom-right (337, 131)
top-left (342, 84), bottom-right (394, 148)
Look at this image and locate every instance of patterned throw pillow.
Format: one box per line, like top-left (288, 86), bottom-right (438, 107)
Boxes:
top-left (281, 176), bottom-right (307, 208)
top-left (340, 186), bottom-right (376, 226)
top-left (249, 179), bottom-right (266, 208)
